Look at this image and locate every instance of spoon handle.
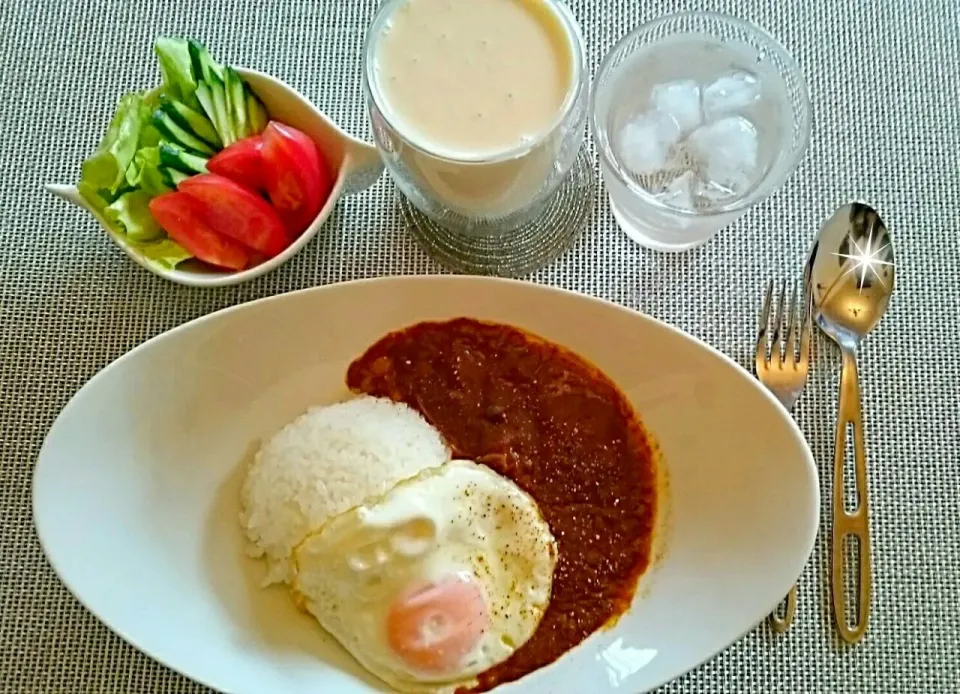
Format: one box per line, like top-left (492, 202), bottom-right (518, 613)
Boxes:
top-left (831, 348), bottom-right (872, 643)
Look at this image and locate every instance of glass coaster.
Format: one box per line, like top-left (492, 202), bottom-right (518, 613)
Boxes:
top-left (398, 148), bottom-right (595, 277)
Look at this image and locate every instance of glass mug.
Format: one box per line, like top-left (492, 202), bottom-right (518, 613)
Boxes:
top-left (362, 0), bottom-right (588, 236)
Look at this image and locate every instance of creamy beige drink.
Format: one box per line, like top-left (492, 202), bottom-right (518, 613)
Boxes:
top-left (367, 0), bottom-right (583, 220)
top-left (375, 0), bottom-right (573, 157)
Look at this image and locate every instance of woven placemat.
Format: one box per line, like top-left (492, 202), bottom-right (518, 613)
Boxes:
top-left (1, 0), bottom-right (958, 692)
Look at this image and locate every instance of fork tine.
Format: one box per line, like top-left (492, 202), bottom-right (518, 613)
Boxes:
top-left (755, 279), bottom-right (773, 372)
top-left (770, 280), bottom-right (787, 360)
top-left (799, 281), bottom-right (813, 367)
top-left (785, 282), bottom-right (799, 363)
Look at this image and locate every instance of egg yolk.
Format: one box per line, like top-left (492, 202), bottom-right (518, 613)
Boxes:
top-left (386, 575), bottom-right (489, 673)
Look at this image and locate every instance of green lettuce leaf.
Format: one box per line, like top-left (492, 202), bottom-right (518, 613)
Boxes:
top-left (77, 180), bottom-right (113, 215)
top-left (139, 87), bottom-right (166, 147)
top-left (101, 191), bottom-right (193, 270)
top-left (80, 92), bottom-right (146, 197)
top-left (103, 190), bottom-right (165, 243)
top-left (124, 147), bottom-right (171, 196)
top-left (154, 37), bottom-right (200, 109)
top-left (143, 85), bottom-right (165, 110)
top-left (128, 238), bottom-right (193, 270)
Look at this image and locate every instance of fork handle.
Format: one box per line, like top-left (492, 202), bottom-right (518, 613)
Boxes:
top-left (769, 584), bottom-right (797, 632)
top-left (831, 348), bottom-right (872, 643)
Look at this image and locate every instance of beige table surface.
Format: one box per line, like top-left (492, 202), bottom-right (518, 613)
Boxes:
top-left (1, 0), bottom-right (958, 692)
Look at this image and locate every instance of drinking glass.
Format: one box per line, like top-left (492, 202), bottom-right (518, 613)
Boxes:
top-left (592, 12), bottom-right (812, 252)
top-left (363, 0), bottom-right (589, 253)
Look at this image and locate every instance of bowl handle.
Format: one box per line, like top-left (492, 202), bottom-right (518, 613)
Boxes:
top-left (45, 184), bottom-right (89, 211)
top-left (340, 139), bottom-right (384, 196)
top-left (45, 183), bottom-right (127, 247)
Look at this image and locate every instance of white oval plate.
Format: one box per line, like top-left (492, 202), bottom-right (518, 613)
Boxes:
top-left (33, 277), bottom-right (819, 693)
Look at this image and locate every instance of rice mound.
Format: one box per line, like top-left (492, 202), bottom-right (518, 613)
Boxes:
top-left (240, 395), bottom-right (449, 585)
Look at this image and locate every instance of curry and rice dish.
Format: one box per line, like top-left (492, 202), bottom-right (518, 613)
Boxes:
top-left (240, 318), bottom-right (660, 693)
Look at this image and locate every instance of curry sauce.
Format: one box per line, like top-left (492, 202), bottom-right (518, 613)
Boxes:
top-left (347, 318), bottom-right (659, 691)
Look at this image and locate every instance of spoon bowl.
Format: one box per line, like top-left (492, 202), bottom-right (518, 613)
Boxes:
top-left (808, 203), bottom-right (896, 348)
top-left (806, 201), bottom-right (895, 644)
top-left (46, 69), bottom-right (384, 288)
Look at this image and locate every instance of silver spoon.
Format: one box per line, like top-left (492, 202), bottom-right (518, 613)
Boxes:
top-left (805, 202), bottom-right (895, 643)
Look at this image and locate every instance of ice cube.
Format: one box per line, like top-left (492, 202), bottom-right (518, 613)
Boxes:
top-left (702, 71), bottom-right (762, 119)
top-left (651, 80), bottom-right (701, 133)
top-left (656, 170), bottom-right (697, 211)
top-left (617, 111), bottom-right (682, 176)
top-left (698, 179), bottom-right (739, 206)
top-left (688, 116), bottom-right (760, 195)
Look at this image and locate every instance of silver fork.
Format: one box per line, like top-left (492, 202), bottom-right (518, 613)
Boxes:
top-left (755, 279), bottom-right (812, 632)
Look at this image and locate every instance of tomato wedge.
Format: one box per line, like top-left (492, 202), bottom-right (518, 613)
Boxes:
top-left (177, 174), bottom-right (290, 258)
top-left (261, 121), bottom-right (333, 235)
top-left (149, 192), bottom-right (250, 271)
top-left (207, 135), bottom-right (266, 191)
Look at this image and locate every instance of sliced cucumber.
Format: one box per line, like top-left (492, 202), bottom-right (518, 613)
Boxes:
top-left (182, 39), bottom-right (251, 146)
top-left (159, 94), bottom-right (221, 148)
top-left (194, 83), bottom-right (220, 139)
top-left (153, 110), bottom-right (216, 156)
top-left (196, 80), bottom-right (233, 147)
top-left (209, 72), bottom-right (235, 146)
top-left (162, 167), bottom-right (192, 187)
top-left (159, 142), bottom-right (209, 175)
top-left (187, 39), bottom-right (222, 84)
top-left (224, 67), bottom-right (249, 139)
top-left (158, 166), bottom-right (176, 189)
top-left (246, 88), bottom-right (269, 134)
top-left (186, 40), bottom-right (233, 145)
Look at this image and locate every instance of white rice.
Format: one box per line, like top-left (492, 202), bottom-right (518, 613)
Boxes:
top-left (240, 395), bottom-right (449, 585)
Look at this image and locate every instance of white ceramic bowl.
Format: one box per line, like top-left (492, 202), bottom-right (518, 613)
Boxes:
top-left (33, 277), bottom-right (820, 693)
top-left (47, 69), bottom-right (384, 287)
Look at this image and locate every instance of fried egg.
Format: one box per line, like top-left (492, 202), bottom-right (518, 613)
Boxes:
top-left (292, 459), bottom-right (557, 693)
